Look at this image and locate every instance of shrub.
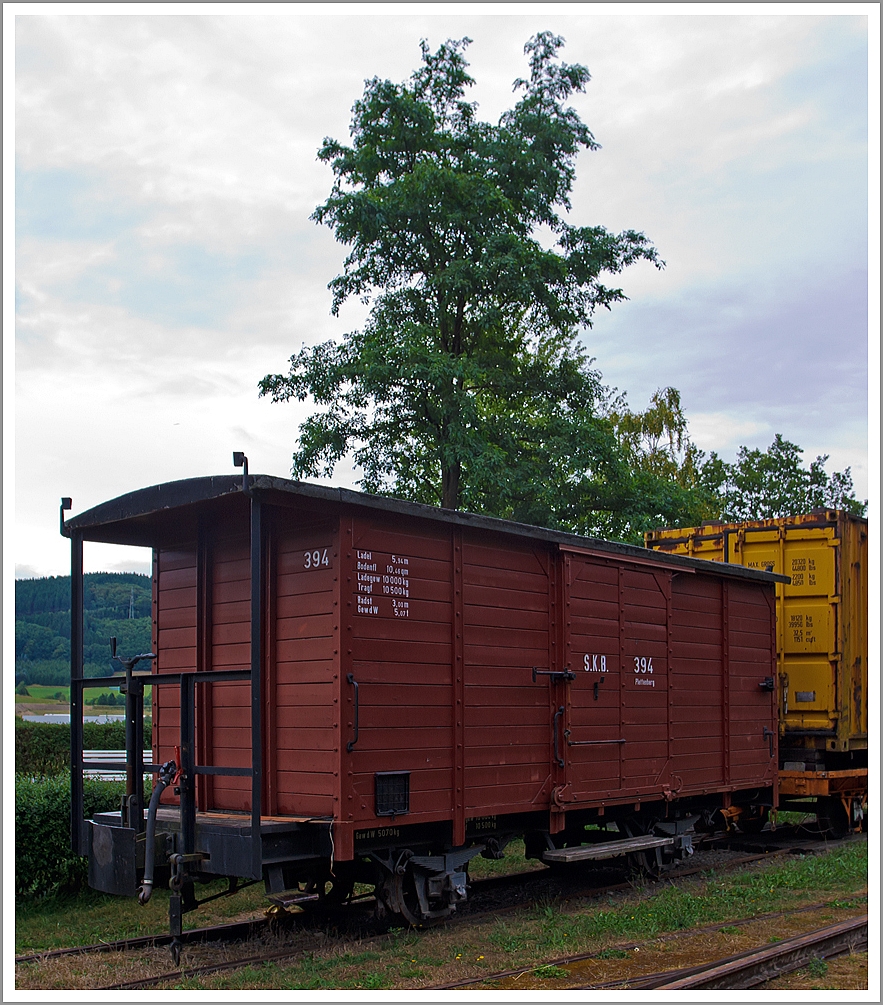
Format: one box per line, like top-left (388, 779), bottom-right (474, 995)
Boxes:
top-left (15, 681), bottom-right (30, 696)
top-left (15, 773), bottom-right (127, 897)
top-left (15, 719), bottom-right (130, 776)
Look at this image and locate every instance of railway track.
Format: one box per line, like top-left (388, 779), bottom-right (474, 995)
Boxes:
top-left (15, 832), bottom-right (856, 991)
top-left (15, 833), bottom-right (800, 966)
top-left (430, 899), bottom-right (866, 990)
top-left (582, 915), bottom-right (868, 990)
top-left (95, 898), bottom-right (871, 992)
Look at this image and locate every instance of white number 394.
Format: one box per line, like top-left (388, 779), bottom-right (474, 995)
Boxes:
top-left (304, 548), bottom-right (330, 569)
top-left (633, 656), bottom-right (654, 674)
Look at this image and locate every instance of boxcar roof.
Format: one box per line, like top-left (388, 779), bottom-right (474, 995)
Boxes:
top-left (63, 474), bottom-right (788, 585)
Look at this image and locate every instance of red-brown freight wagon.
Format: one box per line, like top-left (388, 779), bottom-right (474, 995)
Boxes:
top-left (62, 468), bottom-right (785, 943)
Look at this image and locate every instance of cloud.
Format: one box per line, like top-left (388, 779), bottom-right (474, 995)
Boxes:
top-left (13, 12), bottom-right (870, 577)
top-left (687, 413), bottom-right (770, 455)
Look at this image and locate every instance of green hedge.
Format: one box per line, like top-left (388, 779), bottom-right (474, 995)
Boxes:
top-left (15, 719), bottom-right (130, 776)
top-left (15, 773), bottom-right (127, 897)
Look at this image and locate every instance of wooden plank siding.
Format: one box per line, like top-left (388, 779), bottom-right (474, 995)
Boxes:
top-left (462, 533), bottom-right (554, 815)
top-left (145, 487), bottom-right (777, 841)
top-left (345, 516), bottom-right (455, 826)
top-left (272, 516), bottom-right (340, 817)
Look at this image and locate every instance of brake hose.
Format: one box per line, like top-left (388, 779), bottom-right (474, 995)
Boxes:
top-left (138, 759), bottom-right (177, 905)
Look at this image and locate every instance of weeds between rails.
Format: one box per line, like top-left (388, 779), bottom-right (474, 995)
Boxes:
top-left (431, 900), bottom-right (868, 990)
top-left (15, 824), bottom-right (839, 962)
top-left (16, 834), bottom-right (866, 992)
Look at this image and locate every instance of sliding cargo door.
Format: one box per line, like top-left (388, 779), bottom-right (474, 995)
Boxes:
top-left (564, 552), bottom-right (675, 803)
top-left (562, 553), bottom-right (624, 801)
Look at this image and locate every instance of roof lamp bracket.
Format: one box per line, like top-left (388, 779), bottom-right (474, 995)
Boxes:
top-left (60, 497), bottom-right (72, 538)
top-left (232, 451), bottom-right (251, 495)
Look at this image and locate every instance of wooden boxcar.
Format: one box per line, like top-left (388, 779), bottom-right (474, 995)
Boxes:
top-left (63, 472), bottom-right (784, 939)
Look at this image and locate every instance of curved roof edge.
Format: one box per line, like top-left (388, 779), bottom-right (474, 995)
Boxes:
top-left (63, 473), bottom-right (789, 585)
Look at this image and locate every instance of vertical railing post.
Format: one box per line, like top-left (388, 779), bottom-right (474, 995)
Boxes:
top-left (70, 530), bottom-right (85, 854)
top-left (123, 668), bottom-right (145, 831)
top-left (180, 674), bottom-right (196, 857)
top-left (250, 494), bottom-right (264, 880)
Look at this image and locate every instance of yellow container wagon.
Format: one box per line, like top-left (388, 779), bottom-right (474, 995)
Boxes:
top-left (645, 510), bottom-right (867, 833)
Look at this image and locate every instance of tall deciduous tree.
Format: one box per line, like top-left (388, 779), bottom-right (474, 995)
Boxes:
top-left (261, 33), bottom-right (661, 514)
top-left (715, 434), bottom-right (866, 521)
top-left (603, 387), bottom-right (725, 535)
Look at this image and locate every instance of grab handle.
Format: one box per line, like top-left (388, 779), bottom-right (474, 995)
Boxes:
top-left (553, 705), bottom-right (565, 768)
top-left (347, 674), bottom-right (359, 753)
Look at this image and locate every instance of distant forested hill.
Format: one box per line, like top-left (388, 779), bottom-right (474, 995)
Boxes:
top-left (16, 573), bottom-right (152, 685)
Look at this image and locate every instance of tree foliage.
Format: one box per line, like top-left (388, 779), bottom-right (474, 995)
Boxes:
top-left (711, 434), bottom-right (866, 521)
top-left (604, 400), bottom-right (865, 530)
top-left (602, 387), bottom-right (725, 538)
top-left (261, 33), bottom-right (661, 514)
top-left (15, 573), bottom-right (152, 685)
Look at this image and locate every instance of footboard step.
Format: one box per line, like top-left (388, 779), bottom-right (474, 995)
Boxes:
top-left (542, 835), bottom-right (675, 863)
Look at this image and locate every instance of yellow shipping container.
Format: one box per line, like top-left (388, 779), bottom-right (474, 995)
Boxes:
top-left (645, 511), bottom-right (868, 774)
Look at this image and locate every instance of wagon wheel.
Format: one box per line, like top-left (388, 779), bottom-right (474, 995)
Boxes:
top-left (395, 870), bottom-right (429, 927)
top-left (376, 866), bottom-right (448, 928)
top-left (617, 817), bottom-right (663, 879)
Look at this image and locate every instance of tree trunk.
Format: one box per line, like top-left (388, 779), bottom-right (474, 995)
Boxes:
top-left (442, 460), bottom-right (461, 510)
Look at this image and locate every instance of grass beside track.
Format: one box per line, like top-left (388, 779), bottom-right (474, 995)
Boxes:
top-left (182, 839), bottom-right (868, 991)
top-left (15, 881), bottom-right (271, 955)
top-left (14, 840), bottom-right (542, 956)
top-left (15, 837), bottom-right (867, 991)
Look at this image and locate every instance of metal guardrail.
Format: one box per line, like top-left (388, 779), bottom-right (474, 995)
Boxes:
top-left (83, 750), bottom-right (152, 781)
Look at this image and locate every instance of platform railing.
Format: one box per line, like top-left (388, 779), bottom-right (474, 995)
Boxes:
top-left (65, 478), bottom-right (266, 896)
top-left (69, 668), bottom-right (254, 856)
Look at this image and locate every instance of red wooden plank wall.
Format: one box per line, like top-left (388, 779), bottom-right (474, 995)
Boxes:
top-left (725, 581), bottom-right (777, 784)
top-left (345, 516), bottom-right (455, 824)
top-left (670, 573), bottom-right (725, 787)
top-left (273, 518), bottom-right (339, 816)
top-left (149, 498), bottom-right (776, 828)
top-left (153, 545), bottom-right (196, 805)
top-left (462, 533), bottom-right (553, 814)
top-left (207, 529), bottom-right (251, 810)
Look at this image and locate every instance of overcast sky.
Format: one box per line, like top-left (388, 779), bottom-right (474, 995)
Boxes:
top-left (9, 5), bottom-right (876, 579)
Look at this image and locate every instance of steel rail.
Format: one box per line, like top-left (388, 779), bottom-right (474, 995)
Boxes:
top-left (110, 900), bottom-right (864, 993)
top-left (582, 915), bottom-right (868, 990)
top-left (15, 834), bottom-right (838, 985)
top-left (14, 841), bottom-right (798, 967)
top-left (13, 915), bottom-right (280, 965)
top-left (102, 945), bottom-right (312, 990)
top-left (428, 897), bottom-right (858, 990)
